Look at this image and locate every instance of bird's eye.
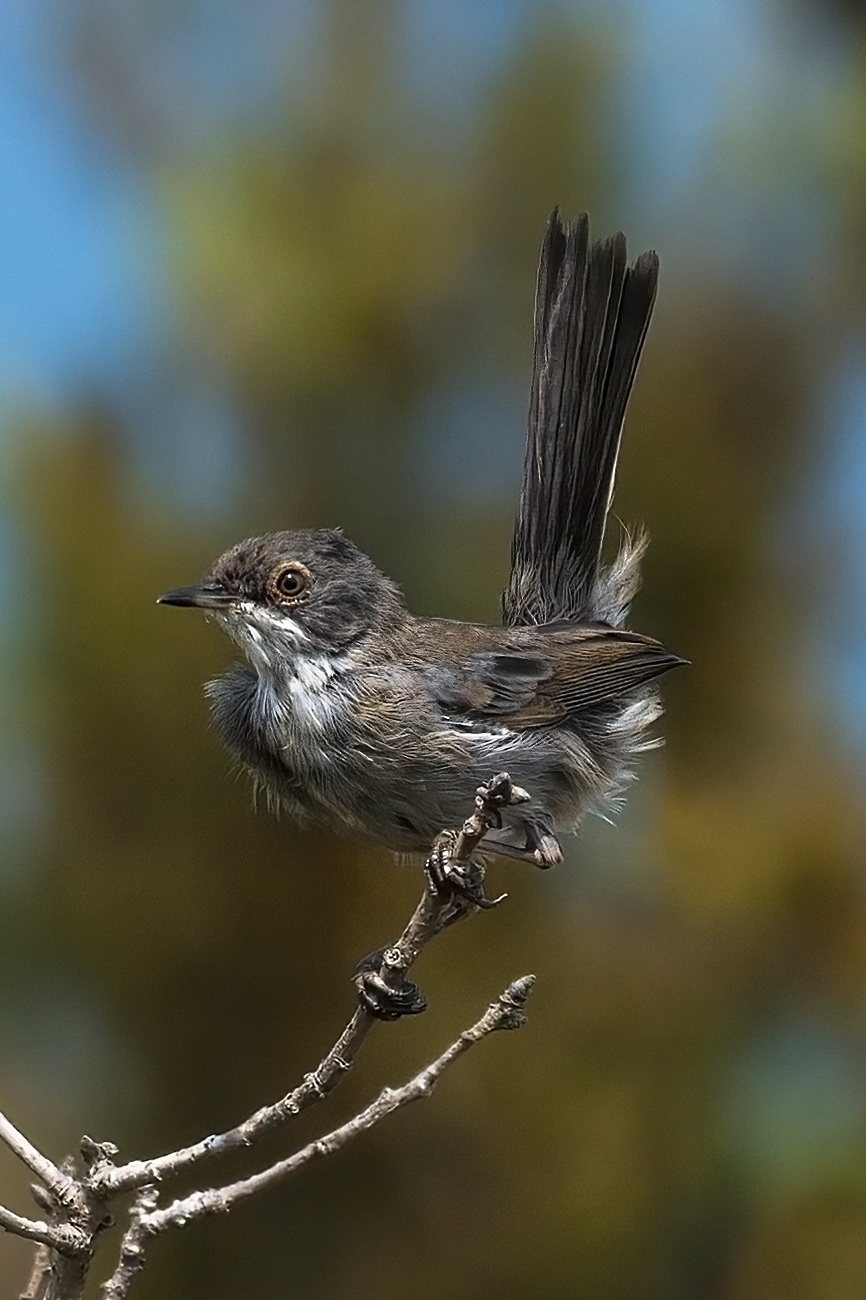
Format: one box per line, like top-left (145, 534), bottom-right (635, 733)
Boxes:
top-left (268, 562), bottom-right (312, 605)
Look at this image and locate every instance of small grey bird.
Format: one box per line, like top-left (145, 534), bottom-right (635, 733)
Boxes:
top-left (160, 212), bottom-right (683, 868)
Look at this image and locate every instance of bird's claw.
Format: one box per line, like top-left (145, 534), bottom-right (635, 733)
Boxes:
top-left (477, 772), bottom-right (531, 814)
top-left (353, 949), bottom-right (427, 1020)
top-left (523, 812), bottom-right (563, 867)
top-left (426, 837), bottom-right (506, 911)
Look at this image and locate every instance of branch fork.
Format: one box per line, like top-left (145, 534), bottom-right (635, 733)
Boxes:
top-left (0, 774), bottom-right (535, 1299)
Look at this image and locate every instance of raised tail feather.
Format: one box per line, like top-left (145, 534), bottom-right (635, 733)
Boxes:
top-left (502, 211), bottom-right (659, 628)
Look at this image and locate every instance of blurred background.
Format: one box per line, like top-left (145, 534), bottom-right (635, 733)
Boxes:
top-left (1, 0), bottom-right (866, 1295)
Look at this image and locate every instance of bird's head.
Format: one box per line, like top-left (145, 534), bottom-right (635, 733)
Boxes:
top-left (159, 528), bottom-right (405, 662)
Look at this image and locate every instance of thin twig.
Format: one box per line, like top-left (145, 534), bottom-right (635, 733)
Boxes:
top-left (355, 773), bottom-right (523, 1012)
top-left (94, 974), bottom-right (412, 1197)
top-left (2, 777), bottom-right (535, 1300)
top-left (0, 1203), bottom-right (86, 1256)
top-left (158, 974), bottom-right (534, 1222)
top-left (92, 1015), bottom-right (368, 1197)
top-left (99, 1189), bottom-right (157, 1300)
top-left (453, 772), bottom-right (530, 864)
top-left (100, 976), bottom-right (534, 1299)
top-left (95, 775), bottom-right (526, 1199)
top-left (0, 1113), bottom-right (68, 1198)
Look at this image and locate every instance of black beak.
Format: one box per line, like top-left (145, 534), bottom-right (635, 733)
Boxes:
top-left (157, 584), bottom-right (234, 609)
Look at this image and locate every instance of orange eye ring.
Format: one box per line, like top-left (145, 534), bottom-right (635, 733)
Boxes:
top-left (267, 561), bottom-right (312, 605)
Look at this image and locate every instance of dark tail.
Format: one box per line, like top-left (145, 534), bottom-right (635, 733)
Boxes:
top-left (502, 212), bottom-right (659, 628)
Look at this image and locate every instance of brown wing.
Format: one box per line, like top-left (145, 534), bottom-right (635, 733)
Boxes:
top-left (427, 628), bottom-right (683, 731)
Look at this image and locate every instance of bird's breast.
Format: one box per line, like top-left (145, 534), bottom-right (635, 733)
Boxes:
top-left (253, 652), bottom-right (349, 761)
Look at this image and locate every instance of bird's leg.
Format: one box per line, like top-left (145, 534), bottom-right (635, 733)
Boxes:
top-left (425, 833), bottom-right (501, 910)
top-left (353, 845), bottom-right (494, 1020)
top-left (427, 772), bottom-right (527, 904)
top-left (353, 774), bottom-right (520, 1019)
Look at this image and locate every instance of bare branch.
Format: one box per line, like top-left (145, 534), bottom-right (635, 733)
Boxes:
top-left (94, 777), bottom-right (526, 1199)
top-left (99, 977), bottom-right (533, 1299)
top-left (453, 772), bottom-right (530, 864)
top-left (2, 779), bottom-right (537, 1300)
top-left (0, 1202), bottom-right (86, 1256)
top-left (93, 996), bottom-right (389, 1197)
top-left (0, 1113), bottom-right (68, 1198)
top-left (99, 1189), bottom-right (157, 1300)
top-left (19, 1243), bottom-right (53, 1300)
top-left (132, 976), bottom-right (533, 1249)
top-left (354, 774), bottom-right (525, 1015)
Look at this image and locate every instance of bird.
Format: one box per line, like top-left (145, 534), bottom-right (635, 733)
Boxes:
top-left (159, 211), bottom-right (683, 871)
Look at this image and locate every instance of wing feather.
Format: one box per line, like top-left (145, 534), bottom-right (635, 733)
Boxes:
top-left (427, 630), bottom-right (684, 731)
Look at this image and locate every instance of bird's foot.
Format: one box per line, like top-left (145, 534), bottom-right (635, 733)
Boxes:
top-left (353, 948), bottom-right (427, 1021)
top-left (426, 833), bottom-right (506, 913)
top-left (473, 772), bottom-right (560, 866)
top-left (523, 812), bottom-right (563, 868)
top-left (475, 772), bottom-right (531, 828)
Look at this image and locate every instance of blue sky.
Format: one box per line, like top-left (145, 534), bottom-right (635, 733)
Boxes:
top-left (0, 2), bottom-right (160, 401)
top-left (0, 0), bottom-right (846, 394)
